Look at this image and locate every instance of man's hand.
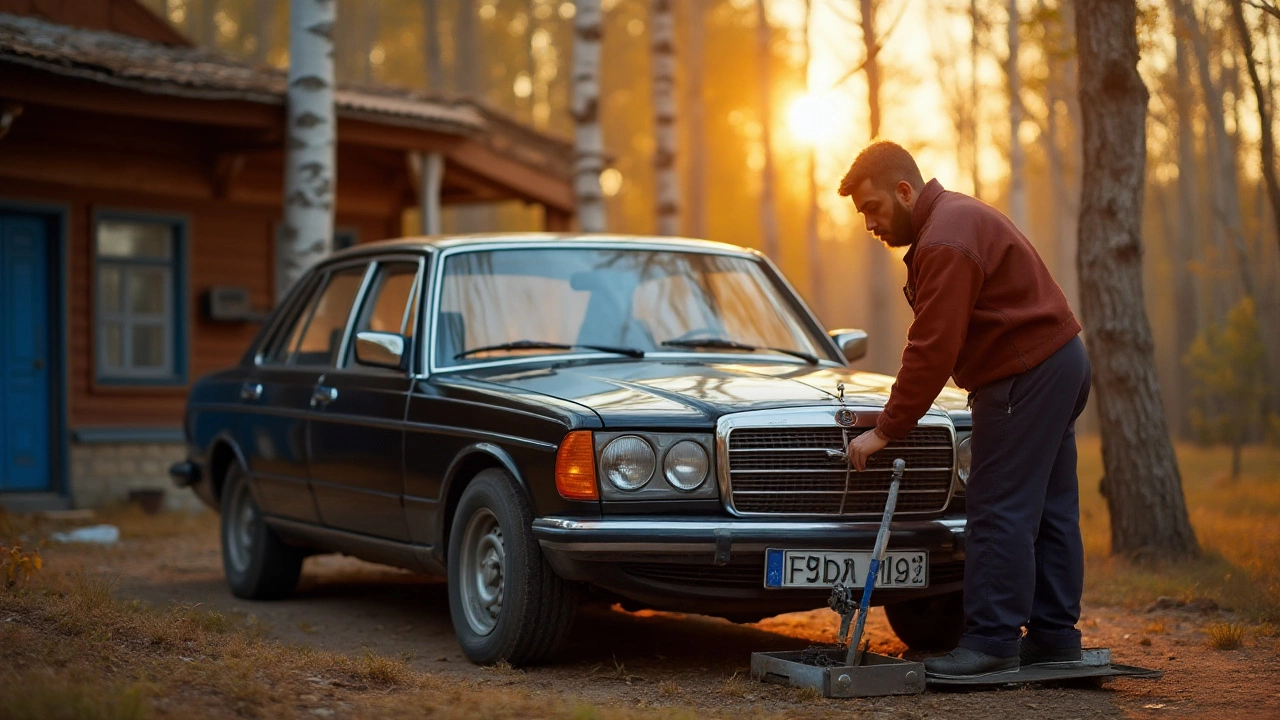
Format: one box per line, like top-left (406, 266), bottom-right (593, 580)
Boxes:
top-left (846, 429), bottom-right (889, 472)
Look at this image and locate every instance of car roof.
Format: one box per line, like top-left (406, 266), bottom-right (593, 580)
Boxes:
top-left (323, 233), bottom-right (761, 261)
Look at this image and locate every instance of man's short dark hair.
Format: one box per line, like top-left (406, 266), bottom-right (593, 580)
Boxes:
top-left (837, 141), bottom-right (925, 197)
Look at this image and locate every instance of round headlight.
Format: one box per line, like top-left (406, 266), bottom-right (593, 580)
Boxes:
top-left (956, 436), bottom-right (972, 485)
top-left (663, 441), bottom-right (709, 491)
top-left (601, 436), bottom-right (656, 491)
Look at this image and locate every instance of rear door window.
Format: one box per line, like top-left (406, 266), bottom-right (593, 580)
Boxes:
top-left (270, 265), bottom-right (368, 366)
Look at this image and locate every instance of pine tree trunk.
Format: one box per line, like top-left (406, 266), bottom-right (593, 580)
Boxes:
top-left (650, 0), bottom-right (679, 236)
top-left (755, 0), bottom-right (779, 259)
top-left (1171, 0), bottom-right (1256, 300)
top-left (278, 0), bottom-right (337, 300)
top-left (1006, 0), bottom-right (1028, 231)
top-left (573, 0), bottom-right (607, 232)
top-left (803, 0), bottom-right (822, 313)
top-left (1076, 0), bottom-right (1198, 561)
top-left (1173, 25), bottom-right (1200, 439)
top-left (1231, 0), bottom-right (1280, 257)
top-left (685, 0), bottom-right (707, 239)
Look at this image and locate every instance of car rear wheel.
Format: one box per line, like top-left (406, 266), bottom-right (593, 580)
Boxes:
top-left (884, 590), bottom-right (965, 651)
top-left (448, 468), bottom-right (578, 666)
top-left (220, 464), bottom-right (304, 600)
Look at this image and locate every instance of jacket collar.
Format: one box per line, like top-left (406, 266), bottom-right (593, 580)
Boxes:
top-left (911, 178), bottom-right (945, 238)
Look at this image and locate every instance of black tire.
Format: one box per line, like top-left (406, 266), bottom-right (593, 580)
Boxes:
top-left (884, 590), bottom-right (965, 651)
top-left (219, 464), bottom-right (304, 600)
top-left (447, 468), bottom-right (578, 666)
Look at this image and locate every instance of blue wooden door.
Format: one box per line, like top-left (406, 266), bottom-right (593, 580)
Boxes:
top-left (0, 213), bottom-right (52, 492)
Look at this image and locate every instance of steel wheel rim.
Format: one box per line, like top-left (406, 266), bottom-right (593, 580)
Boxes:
top-left (227, 478), bottom-right (257, 574)
top-left (459, 507), bottom-right (505, 636)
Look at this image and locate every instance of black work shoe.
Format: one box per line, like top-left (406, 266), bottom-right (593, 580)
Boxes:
top-left (923, 647), bottom-right (1019, 678)
top-left (1019, 638), bottom-right (1083, 666)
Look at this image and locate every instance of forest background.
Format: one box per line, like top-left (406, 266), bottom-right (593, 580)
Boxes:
top-left (142, 0), bottom-right (1280, 445)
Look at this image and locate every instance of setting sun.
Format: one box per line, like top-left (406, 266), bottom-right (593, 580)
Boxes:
top-left (786, 92), bottom-right (847, 147)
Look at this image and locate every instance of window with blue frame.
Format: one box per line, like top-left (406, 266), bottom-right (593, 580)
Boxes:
top-left (94, 215), bottom-right (186, 384)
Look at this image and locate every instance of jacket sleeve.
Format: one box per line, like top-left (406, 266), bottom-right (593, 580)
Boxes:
top-left (876, 244), bottom-right (984, 441)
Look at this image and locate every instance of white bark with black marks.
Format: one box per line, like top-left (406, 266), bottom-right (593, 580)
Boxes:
top-left (1076, 0), bottom-right (1198, 561)
top-left (278, 0), bottom-right (336, 301)
top-left (651, 0), bottom-right (679, 236)
top-left (573, 0), bottom-right (607, 232)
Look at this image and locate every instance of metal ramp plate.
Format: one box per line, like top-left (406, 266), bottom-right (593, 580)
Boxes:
top-left (926, 649), bottom-right (1164, 689)
top-left (752, 649), bottom-right (927, 698)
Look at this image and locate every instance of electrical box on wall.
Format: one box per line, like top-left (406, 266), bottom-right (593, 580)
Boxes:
top-left (205, 286), bottom-right (267, 323)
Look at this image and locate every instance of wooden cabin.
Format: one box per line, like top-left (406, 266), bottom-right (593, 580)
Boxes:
top-left (0, 0), bottom-right (575, 512)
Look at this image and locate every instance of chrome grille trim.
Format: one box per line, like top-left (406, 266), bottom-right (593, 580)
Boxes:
top-left (716, 407), bottom-right (956, 518)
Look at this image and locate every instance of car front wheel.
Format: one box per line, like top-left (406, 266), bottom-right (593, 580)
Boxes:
top-left (220, 464), bottom-right (304, 600)
top-left (447, 468), bottom-right (578, 665)
top-left (884, 590), bottom-right (965, 651)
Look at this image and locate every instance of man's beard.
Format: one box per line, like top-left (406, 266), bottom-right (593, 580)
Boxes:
top-left (877, 200), bottom-right (915, 248)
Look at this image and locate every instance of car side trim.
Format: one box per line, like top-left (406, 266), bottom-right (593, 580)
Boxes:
top-left (264, 516), bottom-right (446, 575)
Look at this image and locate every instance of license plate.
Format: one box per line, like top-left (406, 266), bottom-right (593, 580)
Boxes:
top-left (764, 549), bottom-right (928, 589)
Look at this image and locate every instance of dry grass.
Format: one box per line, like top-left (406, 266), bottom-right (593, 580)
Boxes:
top-left (1078, 438), bottom-right (1280, 623)
top-left (1204, 622), bottom-right (1246, 650)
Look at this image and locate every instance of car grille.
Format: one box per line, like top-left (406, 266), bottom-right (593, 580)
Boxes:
top-left (727, 426), bottom-right (954, 516)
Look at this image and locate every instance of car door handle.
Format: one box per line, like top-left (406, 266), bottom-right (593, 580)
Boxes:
top-left (311, 386), bottom-right (338, 408)
top-left (240, 383), bottom-right (263, 401)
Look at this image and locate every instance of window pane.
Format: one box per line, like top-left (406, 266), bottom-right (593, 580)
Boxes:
top-left (361, 265), bottom-right (418, 336)
top-left (126, 267), bottom-right (168, 314)
top-left (132, 324), bottom-right (167, 369)
top-left (96, 220), bottom-right (173, 259)
top-left (102, 322), bottom-right (124, 368)
top-left (292, 267), bottom-right (366, 366)
top-left (98, 266), bottom-right (122, 314)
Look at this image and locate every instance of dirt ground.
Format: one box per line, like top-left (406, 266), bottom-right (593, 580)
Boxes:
top-left (40, 512), bottom-right (1280, 720)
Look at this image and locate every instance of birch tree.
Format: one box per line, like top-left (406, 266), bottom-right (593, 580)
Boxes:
top-left (1076, 0), bottom-right (1198, 560)
top-left (755, 0), bottom-right (780, 258)
top-left (278, 0), bottom-right (337, 300)
top-left (573, 0), bottom-right (607, 232)
top-left (650, 0), bottom-right (680, 236)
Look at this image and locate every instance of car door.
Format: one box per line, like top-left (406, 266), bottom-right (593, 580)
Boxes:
top-left (307, 257), bottom-right (424, 541)
top-left (239, 263), bottom-right (368, 523)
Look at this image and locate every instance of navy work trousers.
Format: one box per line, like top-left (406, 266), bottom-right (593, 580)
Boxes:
top-left (957, 335), bottom-right (1092, 659)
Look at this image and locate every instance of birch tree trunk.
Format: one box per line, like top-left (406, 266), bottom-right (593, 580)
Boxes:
top-left (1006, 0), bottom-right (1029, 230)
top-left (1232, 0), bottom-right (1280, 255)
top-left (278, 0), bottom-right (337, 300)
top-left (424, 0), bottom-right (444, 92)
top-left (650, 0), bottom-right (679, 236)
top-left (755, 0), bottom-right (780, 259)
top-left (573, 0), bottom-right (607, 232)
top-left (1076, 0), bottom-right (1198, 560)
top-left (685, 0), bottom-right (707, 238)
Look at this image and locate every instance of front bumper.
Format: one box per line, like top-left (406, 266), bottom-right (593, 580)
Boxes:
top-left (533, 515), bottom-right (967, 616)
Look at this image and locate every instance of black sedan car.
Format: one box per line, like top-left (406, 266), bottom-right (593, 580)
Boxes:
top-left (171, 234), bottom-right (972, 665)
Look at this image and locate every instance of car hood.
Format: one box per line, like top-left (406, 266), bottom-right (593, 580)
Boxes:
top-left (458, 360), bottom-right (968, 427)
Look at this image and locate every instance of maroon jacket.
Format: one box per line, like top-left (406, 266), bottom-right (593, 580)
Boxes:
top-left (875, 179), bottom-right (1081, 441)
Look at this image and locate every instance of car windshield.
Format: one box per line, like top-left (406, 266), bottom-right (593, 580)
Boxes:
top-left (434, 247), bottom-right (830, 366)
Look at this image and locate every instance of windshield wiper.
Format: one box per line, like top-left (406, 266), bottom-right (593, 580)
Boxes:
top-left (454, 340), bottom-right (645, 360)
top-left (660, 338), bottom-right (819, 365)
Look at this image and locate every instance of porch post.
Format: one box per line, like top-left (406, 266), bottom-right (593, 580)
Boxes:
top-left (418, 151), bottom-right (444, 235)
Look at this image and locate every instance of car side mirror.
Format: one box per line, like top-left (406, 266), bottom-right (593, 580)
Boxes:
top-left (354, 331), bottom-right (408, 370)
top-left (829, 329), bottom-right (868, 363)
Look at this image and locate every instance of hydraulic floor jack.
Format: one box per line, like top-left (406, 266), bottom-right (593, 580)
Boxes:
top-left (750, 459), bottom-right (1163, 699)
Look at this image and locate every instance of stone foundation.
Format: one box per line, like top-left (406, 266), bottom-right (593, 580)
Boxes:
top-left (69, 441), bottom-right (204, 511)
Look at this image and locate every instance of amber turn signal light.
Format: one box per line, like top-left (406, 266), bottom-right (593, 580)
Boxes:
top-left (555, 430), bottom-right (598, 500)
